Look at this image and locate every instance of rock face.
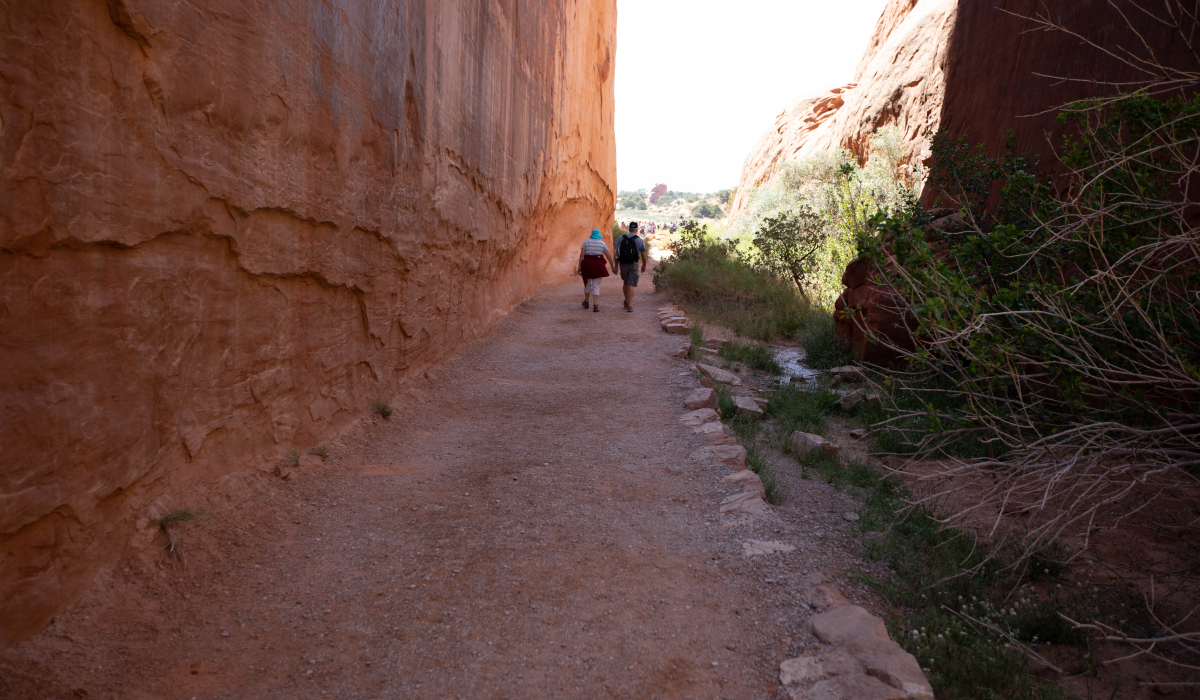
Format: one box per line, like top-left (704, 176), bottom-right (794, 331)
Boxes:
top-left (0, 0), bottom-right (616, 648)
top-left (929, 0), bottom-right (1200, 198)
top-left (834, 258), bottom-right (916, 366)
top-left (734, 0), bottom-right (1200, 221)
top-left (649, 183), bottom-right (668, 203)
top-left (730, 0), bottom-right (955, 219)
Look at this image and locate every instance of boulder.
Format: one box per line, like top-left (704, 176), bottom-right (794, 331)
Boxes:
top-left (699, 376), bottom-right (716, 389)
top-left (849, 428), bottom-right (868, 440)
top-left (840, 389), bottom-right (865, 410)
top-left (808, 605), bottom-right (890, 645)
top-left (696, 363), bottom-right (742, 386)
top-left (834, 262), bottom-right (917, 366)
top-left (648, 183), bottom-right (668, 203)
top-left (734, 396), bottom-right (765, 419)
top-left (780, 632), bottom-right (933, 700)
top-left (684, 388), bottom-right (718, 411)
top-left (790, 431), bottom-right (840, 457)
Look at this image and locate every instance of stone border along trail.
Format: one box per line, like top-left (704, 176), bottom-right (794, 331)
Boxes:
top-left (0, 276), bottom-right (931, 700)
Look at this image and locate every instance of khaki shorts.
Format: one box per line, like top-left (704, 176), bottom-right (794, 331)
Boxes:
top-left (620, 264), bottom-right (640, 287)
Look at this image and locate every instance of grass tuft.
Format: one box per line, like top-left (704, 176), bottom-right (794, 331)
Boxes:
top-left (158, 508), bottom-right (207, 563)
top-left (719, 340), bottom-right (783, 373)
top-left (307, 444), bottom-right (329, 461)
top-left (371, 400), bottom-right (393, 420)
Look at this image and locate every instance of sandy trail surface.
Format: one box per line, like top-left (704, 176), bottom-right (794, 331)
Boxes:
top-left (2, 277), bottom-right (818, 699)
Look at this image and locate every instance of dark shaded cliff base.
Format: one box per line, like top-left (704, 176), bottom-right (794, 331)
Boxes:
top-left (0, 276), bottom-right (882, 699)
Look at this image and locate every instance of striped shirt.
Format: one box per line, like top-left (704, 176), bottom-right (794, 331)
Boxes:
top-left (581, 239), bottom-right (609, 256)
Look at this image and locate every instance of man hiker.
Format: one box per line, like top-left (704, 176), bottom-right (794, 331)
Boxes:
top-left (614, 221), bottom-right (648, 312)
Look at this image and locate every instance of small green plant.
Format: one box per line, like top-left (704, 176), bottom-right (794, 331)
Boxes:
top-left (371, 400), bottom-right (393, 420)
top-left (307, 444), bottom-right (329, 461)
top-left (795, 314), bottom-right (856, 370)
top-left (719, 340), bottom-right (782, 373)
top-left (159, 508), bottom-right (207, 562)
top-left (284, 451), bottom-right (300, 467)
top-left (715, 387), bottom-right (737, 421)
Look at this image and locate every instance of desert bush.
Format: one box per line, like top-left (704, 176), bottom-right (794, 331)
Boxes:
top-left (371, 400), bottom-right (393, 420)
top-left (736, 126), bottom-right (916, 306)
top-left (654, 221), bottom-right (822, 341)
top-left (691, 201), bottom-right (722, 219)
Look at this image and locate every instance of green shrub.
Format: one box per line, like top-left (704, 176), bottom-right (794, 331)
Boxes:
top-left (371, 400), bottom-right (393, 419)
top-left (719, 340), bottom-right (782, 373)
top-left (655, 221), bottom-right (823, 342)
top-left (691, 201), bottom-right (723, 219)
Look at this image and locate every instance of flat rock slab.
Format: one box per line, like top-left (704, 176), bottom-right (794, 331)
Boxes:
top-left (734, 396), bottom-right (764, 419)
top-left (684, 388), bottom-right (718, 411)
top-left (693, 421), bottom-right (730, 437)
top-left (690, 444), bottom-right (747, 469)
top-left (696, 363), bottom-right (742, 386)
top-left (719, 491), bottom-right (770, 515)
top-left (808, 605), bottom-right (889, 645)
top-left (663, 323), bottom-right (689, 335)
top-left (679, 408), bottom-right (719, 425)
top-left (722, 469), bottom-right (765, 497)
top-left (741, 539), bottom-right (794, 556)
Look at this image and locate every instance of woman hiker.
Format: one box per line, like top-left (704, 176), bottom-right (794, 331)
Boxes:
top-left (577, 228), bottom-right (615, 312)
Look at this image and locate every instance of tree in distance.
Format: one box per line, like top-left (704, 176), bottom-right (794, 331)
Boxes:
top-left (751, 209), bottom-right (827, 298)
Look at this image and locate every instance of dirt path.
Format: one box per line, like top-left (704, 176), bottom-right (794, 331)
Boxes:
top-left (3, 276), bottom-right (830, 699)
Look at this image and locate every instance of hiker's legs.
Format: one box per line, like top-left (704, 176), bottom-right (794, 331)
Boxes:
top-left (623, 284), bottom-right (634, 308)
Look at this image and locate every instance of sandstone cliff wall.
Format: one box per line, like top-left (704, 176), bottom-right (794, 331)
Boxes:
top-left (930, 0), bottom-right (1200, 198)
top-left (729, 0), bottom-right (955, 220)
top-left (0, 0), bottom-right (616, 648)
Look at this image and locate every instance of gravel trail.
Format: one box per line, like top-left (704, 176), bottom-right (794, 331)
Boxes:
top-left (4, 277), bottom-right (837, 699)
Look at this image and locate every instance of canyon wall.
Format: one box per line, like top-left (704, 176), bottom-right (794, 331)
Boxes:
top-left (929, 0), bottom-right (1200, 197)
top-left (0, 0), bottom-right (616, 648)
top-left (732, 0), bottom-right (1200, 220)
top-left (729, 0), bottom-right (955, 219)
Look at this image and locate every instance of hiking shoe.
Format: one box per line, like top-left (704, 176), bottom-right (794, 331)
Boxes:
top-left (593, 304), bottom-right (599, 313)
top-left (582, 300), bottom-right (589, 309)
top-left (625, 306), bottom-right (633, 313)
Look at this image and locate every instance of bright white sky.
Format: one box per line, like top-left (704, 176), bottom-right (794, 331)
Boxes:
top-left (615, 0), bottom-right (889, 194)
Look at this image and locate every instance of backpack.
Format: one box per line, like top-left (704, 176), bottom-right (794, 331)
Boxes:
top-left (618, 234), bottom-right (641, 264)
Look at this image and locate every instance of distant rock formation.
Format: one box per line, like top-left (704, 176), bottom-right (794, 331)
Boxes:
top-left (729, 0), bottom-right (955, 220)
top-left (649, 183), bottom-right (669, 204)
top-left (0, 0), bottom-right (615, 648)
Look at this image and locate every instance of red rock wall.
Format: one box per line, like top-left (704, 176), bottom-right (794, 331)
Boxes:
top-left (729, 0), bottom-right (956, 221)
top-left (929, 0), bottom-right (1200, 196)
top-left (0, 0), bottom-right (615, 648)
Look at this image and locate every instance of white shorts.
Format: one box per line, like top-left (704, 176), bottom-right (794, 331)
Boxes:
top-left (585, 277), bottom-right (602, 295)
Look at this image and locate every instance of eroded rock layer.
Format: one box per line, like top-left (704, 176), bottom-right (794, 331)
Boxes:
top-left (729, 0), bottom-right (955, 219)
top-left (0, 0), bottom-right (615, 647)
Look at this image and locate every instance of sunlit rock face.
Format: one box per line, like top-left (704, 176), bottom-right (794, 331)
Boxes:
top-left (0, 0), bottom-right (615, 648)
top-left (732, 0), bottom-right (1200, 220)
top-left (729, 0), bottom-right (955, 219)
